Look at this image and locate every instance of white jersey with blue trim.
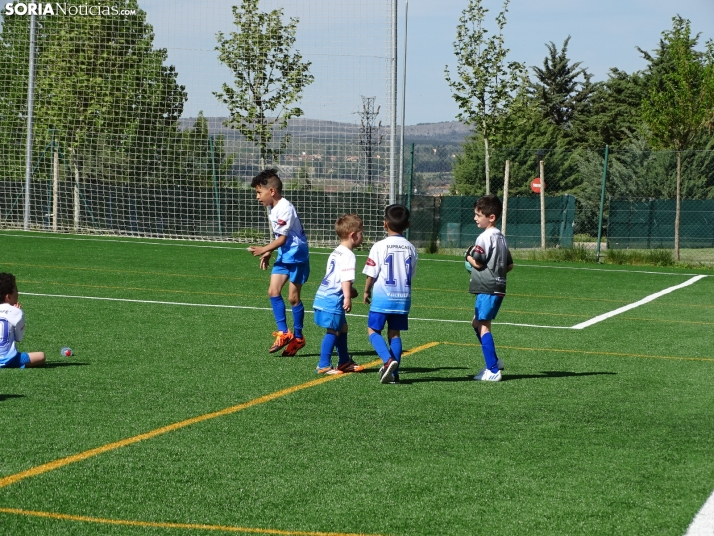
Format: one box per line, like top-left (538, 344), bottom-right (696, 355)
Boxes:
top-left (0, 303), bottom-right (25, 360)
top-left (313, 245), bottom-right (356, 314)
top-left (270, 197), bottom-right (309, 264)
top-left (363, 235), bottom-right (418, 314)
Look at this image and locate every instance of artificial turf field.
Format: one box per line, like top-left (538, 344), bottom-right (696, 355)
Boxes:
top-left (0, 230), bottom-right (713, 536)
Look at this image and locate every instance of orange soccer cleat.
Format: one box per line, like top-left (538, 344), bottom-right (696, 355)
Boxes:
top-left (269, 331), bottom-right (294, 353)
top-left (281, 336), bottom-right (306, 357)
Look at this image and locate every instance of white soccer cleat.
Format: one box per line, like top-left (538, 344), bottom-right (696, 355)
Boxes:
top-left (474, 368), bottom-right (502, 382)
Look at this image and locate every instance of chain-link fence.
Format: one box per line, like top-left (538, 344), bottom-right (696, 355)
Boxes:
top-left (400, 144), bottom-right (714, 264)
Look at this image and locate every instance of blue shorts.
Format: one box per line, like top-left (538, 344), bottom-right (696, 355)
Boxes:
top-left (0, 352), bottom-right (31, 369)
top-left (474, 294), bottom-right (504, 321)
top-left (314, 309), bottom-right (347, 331)
top-left (368, 311), bottom-right (409, 332)
top-left (272, 259), bottom-right (310, 285)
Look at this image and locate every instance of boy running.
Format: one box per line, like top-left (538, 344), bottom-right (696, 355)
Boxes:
top-left (248, 169), bottom-right (310, 357)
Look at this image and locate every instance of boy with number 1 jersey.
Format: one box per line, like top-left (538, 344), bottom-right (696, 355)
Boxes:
top-left (363, 204), bottom-right (418, 384)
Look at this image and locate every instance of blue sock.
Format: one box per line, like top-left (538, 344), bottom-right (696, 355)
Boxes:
top-left (336, 332), bottom-right (350, 365)
top-left (481, 332), bottom-right (498, 373)
top-left (390, 337), bottom-right (402, 373)
top-left (270, 296), bottom-right (288, 333)
top-left (369, 333), bottom-right (394, 364)
top-left (318, 332), bottom-right (337, 369)
top-left (292, 302), bottom-right (304, 339)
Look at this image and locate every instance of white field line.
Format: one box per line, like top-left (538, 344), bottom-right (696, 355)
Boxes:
top-left (570, 275), bottom-right (708, 330)
top-left (685, 489), bottom-right (714, 536)
top-left (22, 292), bottom-right (570, 329)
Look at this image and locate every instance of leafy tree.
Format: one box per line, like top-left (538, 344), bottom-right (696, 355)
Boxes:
top-left (640, 16), bottom-right (714, 258)
top-left (0, 0), bottom-right (187, 184)
top-left (0, 13), bottom-right (33, 182)
top-left (445, 0), bottom-right (525, 194)
top-left (173, 111), bottom-right (235, 187)
top-left (531, 36), bottom-right (598, 130)
top-left (214, 0), bottom-right (314, 167)
top-left (569, 68), bottom-right (646, 149)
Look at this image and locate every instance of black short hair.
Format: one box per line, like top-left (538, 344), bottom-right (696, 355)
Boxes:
top-left (0, 272), bottom-right (17, 299)
top-left (251, 168), bottom-right (282, 193)
top-left (474, 195), bottom-right (503, 220)
top-left (384, 204), bottom-right (410, 234)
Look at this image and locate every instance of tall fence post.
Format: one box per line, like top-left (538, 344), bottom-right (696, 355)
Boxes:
top-left (52, 137), bottom-right (59, 232)
top-left (406, 143), bottom-right (414, 240)
top-left (502, 160), bottom-right (510, 236)
top-left (23, 7), bottom-right (38, 230)
top-left (74, 164), bottom-right (80, 232)
top-left (596, 145), bottom-right (609, 262)
top-left (209, 136), bottom-right (222, 237)
top-left (540, 160), bottom-right (546, 249)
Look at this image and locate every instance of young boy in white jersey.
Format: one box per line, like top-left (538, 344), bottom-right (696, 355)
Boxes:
top-left (465, 195), bottom-right (514, 382)
top-left (363, 204), bottom-right (418, 384)
top-left (248, 169), bottom-right (310, 357)
top-left (313, 214), bottom-right (366, 375)
top-left (0, 273), bottom-right (45, 368)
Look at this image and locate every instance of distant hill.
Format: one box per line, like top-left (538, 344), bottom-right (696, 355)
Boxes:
top-left (179, 117), bottom-right (471, 146)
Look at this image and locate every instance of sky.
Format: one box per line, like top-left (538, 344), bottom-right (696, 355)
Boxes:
top-left (140, 0), bottom-right (714, 125)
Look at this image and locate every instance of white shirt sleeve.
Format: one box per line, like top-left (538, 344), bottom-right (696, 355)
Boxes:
top-left (362, 243), bottom-right (380, 279)
top-left (11, 307), bottom-right (24, 342)
top-left (271, 200), bottom-right (294, 237)
top-left (339, 250), bottom-right (356, 283)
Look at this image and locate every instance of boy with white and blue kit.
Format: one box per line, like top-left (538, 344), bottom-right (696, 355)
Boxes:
top-left (313, 214), bottom-right (366, 375)
top-left (465, 195), bottom-right (514, 382)
top-left (248, 169), bottom-right (310, 357)
top-left (363, 204), bottom-right (418, 384)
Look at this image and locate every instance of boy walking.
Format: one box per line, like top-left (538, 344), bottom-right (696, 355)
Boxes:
top-left (313, 214), bottom-right (366, 375)
top-left (465, 195), bottom-right (514, 382)
top-left (248, 169), bottom-right (310, 357)
top-left (0, 273), bottom-right (45, 368)
top-left (363, 204), bottom-right (418, 384)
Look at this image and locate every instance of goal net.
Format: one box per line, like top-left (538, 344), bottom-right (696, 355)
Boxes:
top-left (0, 0), bottom-right (396, 245)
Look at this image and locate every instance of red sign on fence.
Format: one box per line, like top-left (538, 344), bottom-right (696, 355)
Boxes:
top-left (530, 177), bottom-right (542, 194)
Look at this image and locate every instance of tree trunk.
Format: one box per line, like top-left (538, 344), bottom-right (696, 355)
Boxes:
top-left (674, 151), bottom-right (681, 261)
top-left (502, 160), bottom-right (510, 235)
top-left (483, 134), bottom-right (490, 195)
top-left (540, 160), bottom-right (546, 249)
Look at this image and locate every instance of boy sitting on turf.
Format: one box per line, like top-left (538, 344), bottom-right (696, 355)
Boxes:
top-left (313, 214), bottom-right (366, 375)
top-left (465, 195), bottom-right (514, 382)
top-left (363, 204), bottom-right (418, 384)
top-left (247, 169), bottom-right (310, 357)
top-left (0, 272), bottom-right (45, 368)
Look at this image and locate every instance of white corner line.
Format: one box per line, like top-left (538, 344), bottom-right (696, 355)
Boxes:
top-left (685, 488), bottom-right (714, 536)
top-left (570, 275), bottom-right (708, 330)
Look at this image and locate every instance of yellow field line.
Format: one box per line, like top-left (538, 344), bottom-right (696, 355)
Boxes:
top-left (0, 507), bottom-right (382, 536)
top-left (442, 341), bottom-right (714, 362)
top-left (0, 342), bottom-right (439, 491)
